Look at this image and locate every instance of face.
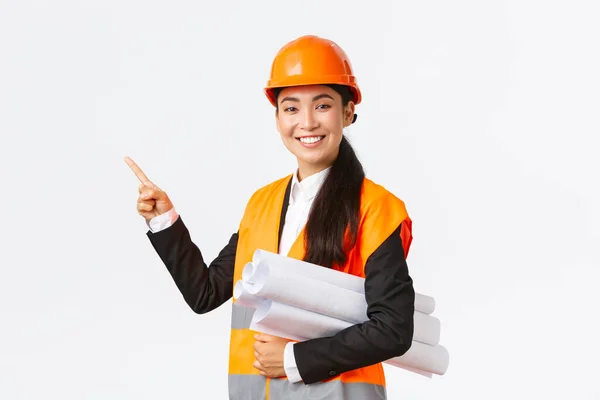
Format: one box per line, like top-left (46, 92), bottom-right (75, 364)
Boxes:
top-left (275, 85), bottom-right (355, 180)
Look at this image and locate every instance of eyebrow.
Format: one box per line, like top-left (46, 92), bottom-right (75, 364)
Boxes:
top-left (279, 93), bottom-right (335, 104)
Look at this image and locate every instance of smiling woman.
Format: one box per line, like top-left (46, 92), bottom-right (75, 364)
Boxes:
top-left (126, 34), bottom-right (416, 400)
top-left (273, 85), bottom-right (354, 179)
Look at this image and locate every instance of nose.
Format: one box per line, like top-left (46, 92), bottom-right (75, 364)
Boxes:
top-left (299, 109), bottom-right (319, 131)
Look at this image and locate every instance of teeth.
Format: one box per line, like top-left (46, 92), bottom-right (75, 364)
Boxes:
top-left (299, 136), bottom-right (323, 144)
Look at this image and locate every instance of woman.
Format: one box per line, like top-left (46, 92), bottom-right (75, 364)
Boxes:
top-left (125, 35), bottom-right (416, 400)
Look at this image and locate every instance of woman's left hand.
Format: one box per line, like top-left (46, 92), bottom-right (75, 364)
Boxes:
top-left (253, 334), bottom-right (291, 378)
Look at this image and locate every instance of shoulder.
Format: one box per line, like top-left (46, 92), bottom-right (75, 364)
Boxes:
top-left (241, 174), bottom-right (293, 214)
top-left (360, 177), bottom-right (409, 217)
top-left (237, 174), bottom-right (292, 227)
top-left (357, 177), bottom-right (413, 259)
top-left (247, 174), bottom-right (292, 203)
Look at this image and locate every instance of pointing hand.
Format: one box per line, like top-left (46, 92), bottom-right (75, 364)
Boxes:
top-left (124, 156), bottom-right (174, 222)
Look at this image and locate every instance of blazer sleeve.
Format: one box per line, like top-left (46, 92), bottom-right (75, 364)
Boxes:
top-left (292, 223), bottom-right (415, 384)
top-left (146, 215), bottom-right (238, 314)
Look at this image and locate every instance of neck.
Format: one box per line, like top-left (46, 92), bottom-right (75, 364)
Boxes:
top-left (297, 162), bottom-right (332, 182)
top-left (297, 149), bottom-right (339, 182)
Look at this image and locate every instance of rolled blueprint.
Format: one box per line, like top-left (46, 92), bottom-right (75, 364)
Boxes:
top-left (243, 261), bottom-right (441, 345)
top-left (384, 341), bottom-right (449, 376)
top-left (251, 249), bottom-right (436, 315)
top-left (251, 250), bottom-right (365, 292)
top-left (247, 261), bottom-right (369, 324)
top-left (232, 280), bottom-right (263, 309)
top-left (251, 299), bottom-right (352, 339)
top-left (250, 300), bottom-right (449, 376)
top-left (233, 280), bottom-right (441, 346)
top-left (241, 262), bottom-right (257, 284)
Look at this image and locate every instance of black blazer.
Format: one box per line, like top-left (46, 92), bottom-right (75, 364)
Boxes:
top-left (146, 178), bottom-right (415, 384)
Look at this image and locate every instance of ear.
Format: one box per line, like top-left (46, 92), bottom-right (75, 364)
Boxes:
top-left (343, 102), bottom-right (356, 127)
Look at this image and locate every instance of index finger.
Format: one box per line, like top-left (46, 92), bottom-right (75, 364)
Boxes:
top-left (124, 156), bottom-right (151, 185)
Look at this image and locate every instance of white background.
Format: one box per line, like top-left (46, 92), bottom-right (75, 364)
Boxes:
top-left (1, 0), bottom-right (599, 399)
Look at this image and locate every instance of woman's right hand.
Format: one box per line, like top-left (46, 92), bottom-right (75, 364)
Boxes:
top-left (124, 156), bottom-right (174, 222)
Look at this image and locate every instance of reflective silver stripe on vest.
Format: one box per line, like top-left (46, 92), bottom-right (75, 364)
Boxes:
top-left (231, 303), bottom-right (255, 329)
top-left (268, 378), bottom-right (386, 400)
top-left (228, 371), bottom-right (386, 400)
top-left (228, 374), bottom-right (266, 400)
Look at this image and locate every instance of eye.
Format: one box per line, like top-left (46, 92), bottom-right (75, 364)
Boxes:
top-left (316, 104), bottom-right (331, 110)
top-left (284, 106), bottom-right (297, 112)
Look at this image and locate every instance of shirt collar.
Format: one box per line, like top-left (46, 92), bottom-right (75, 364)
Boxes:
top-left (290, 167), bottom-right (331, 205)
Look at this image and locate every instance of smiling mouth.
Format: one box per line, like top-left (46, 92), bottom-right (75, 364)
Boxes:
top-left (297, 136), bottom-right (325, 144)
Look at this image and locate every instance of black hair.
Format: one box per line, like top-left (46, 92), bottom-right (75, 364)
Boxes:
top-left (273, 84), bottom-right (365, 268)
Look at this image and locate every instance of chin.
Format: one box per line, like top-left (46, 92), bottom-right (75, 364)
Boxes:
top-left (286, 141), bottom-right (332, 166)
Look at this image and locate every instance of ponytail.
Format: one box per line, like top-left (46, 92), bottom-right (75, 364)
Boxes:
top-left (303, 134), bottom-right (365, 268)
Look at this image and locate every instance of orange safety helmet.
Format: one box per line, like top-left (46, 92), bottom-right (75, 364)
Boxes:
top-left (264, 35), bottom-right (362, 108)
